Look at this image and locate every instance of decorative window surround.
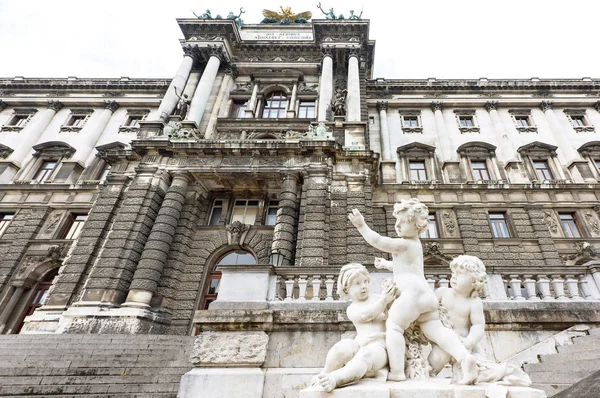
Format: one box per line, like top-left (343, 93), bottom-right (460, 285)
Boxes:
top-left (577, 141), bottom-right (600, 181)
top-left (509, 109), bottom-right (538, 133)
top-left (564, 109), bottom-right (595, 133)
top-left (457, 141), bottom-right (503, 183)
top-left (453, 109), bottom-right (479, 133)
top-left (517, 141), bottom-right (569, 183)
top-left (558, 212), bottom-right (583, 238)
top-left (119, 109), bottom-right (150, 132)
top-left (17, 141), bottom-right (77, 184)
top-left (399, 110), bottom-right (423, 134)
top-left (61, 109), bottom-right (93, 132)
top-left (397, 142), bottom-right (440, 183)
top-left (1, 108), bottom-right (38, 132)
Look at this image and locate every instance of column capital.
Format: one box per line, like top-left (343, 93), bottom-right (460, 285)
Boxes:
top-left (321, 46), bottom-right (334, 59)
top-left (0, 100), bottom-right (6, 112)
top-left (594, 101), bottom-right (600, 113)
top-left (171, 170), bottom-right (193, 184)
top-left (347, 47), bottom-right (360, 60)
top-left (182, 44), bottom-right (196, 58)
top-left (225, 65), bottom-right (239, 79)
top-left (376, 101), bottom-right (388, 112)
top-left (540, 101), bottom-right (554, 112)
top-left (207, 45), bottom-right (226, 62)
top-left (485, 101), bottom-right (498, 112)
top-left (430, 101), bottom-right (444, 112)
top-left (103, 100), bottom-right (119, 113)
top-left (47, 100), bottom-right (63, 112)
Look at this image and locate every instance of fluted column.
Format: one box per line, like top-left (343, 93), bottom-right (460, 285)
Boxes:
top-left (76, 101), bottom-right (119, 165)
top-left (431, 101), bottom-right (452, 161)
top-left (287, 80), bottom-right (299, 117)
top-left (485, 101), bottom-right (514, 160)
top-left (188, 46), bottom-right (224, 126)
top-left (271, 174), bottom-right (300, 266)
top-left (346, 48), bottom-right (361, 122)
top-left (205, 67), bottom-right (236, 139)
top-left (377, 102), bottom-right (391, 160)
top-left (540, 101), bottom-right (579, 163)
top-left (123, 172), bottom-right (191, 307)
top-left (10, 101), bottom-right (63, 165)
top-left (318, 48), bottom-right (334, 121)
top-left (157, 46), bottom-right (195, 121)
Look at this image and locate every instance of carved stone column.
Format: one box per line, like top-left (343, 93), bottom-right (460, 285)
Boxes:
top-left (346, 48), bottom-right (361, 122)
top-left (188, 46), bottom-right (224, 126)
top-left (74, 100), bottom-right (119, 165)
top-left (245, 80), bottom-right (259, 118)
top-left (157, 46), bottom-right (195, 121)
top-left (431, 101), bottom-right (452, 161)
top-left (287, 80), bottom-right (299, 118)
top-left (270, 174), bottom-right (300, 266)
top-left (205, 67), bottom-right (236, 139)
top-left (124, 172), bottom-right (192, 307)
top-left (318, 47), bottom-right (334, 121)
top-left (540, 101), bottom-right (579, 163)
top-left (377, 101), bottom-right (391, 160)
top-left (485, 101), bottom-right (514, 161)
top-left (10, 101), bottom-right (63, 166)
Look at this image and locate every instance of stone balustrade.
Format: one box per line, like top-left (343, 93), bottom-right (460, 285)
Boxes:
top-left (501, 273), bottom-right (595, 301)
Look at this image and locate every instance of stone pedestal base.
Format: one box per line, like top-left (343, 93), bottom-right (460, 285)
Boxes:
top-left (300, 378), bottom-right (546, 398)
top-left (177, 368), bottom-right (265, 398)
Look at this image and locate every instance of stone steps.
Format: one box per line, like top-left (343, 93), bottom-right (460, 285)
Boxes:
top-left (529, 327), bottom-right (600, 396)
top-left (0, 334), bottom-right (193, 397)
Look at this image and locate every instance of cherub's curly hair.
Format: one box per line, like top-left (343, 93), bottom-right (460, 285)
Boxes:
top-left (337, 263), bottom-right (370, 296)
top-left (450, 255), bottom-right (487, 298)
top-left (392, 198), bottom-right (429, 235)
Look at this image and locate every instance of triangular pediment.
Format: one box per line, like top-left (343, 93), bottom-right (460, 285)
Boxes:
top-left (517, 141), bottom-right (558, 157)
top-left (457, 141), bottom-right (496, 157)
top-left (396, 142), bottom-right (436, 157)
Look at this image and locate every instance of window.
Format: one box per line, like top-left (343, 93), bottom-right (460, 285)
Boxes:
top-left (208, 199), bottom-right (223, 226)
top-left (298, 101), bottom-right (316, 119)
top-left (61, 110), bottom-right (92, 131)
top-left (231, 199), bottom-right (259, 225)
top-left (420, 214), bottom-right (439, 238)
top-left (2, 109), bottom-right (37, 131)
top-left (66, 115), bottom-right (86, 127)
top-left (559, 213), bottom-right (582, 238)
top-left (459, 116), bottom-right (474, 127)
top-left (533, 160), bottom-right (554, 181)
top-left (515, 116), bottom-right (530, 127)
top-left (124, 115), bottom-right (141, 127)
top-left (409, 161), bottom-right (428, 181)
top-left (596, 159), bottom-right (600, 171)
top-left (570, 116), bottom-right (585, 127)
top-left (230, 100), bottom-right (248, 118)
top-left (61, 214), bottom-right (87, 240)
top-left (262, 91), bottom-right (287, 118)
top-left (403, 117), bottom-right (419, 128)
top-left (120, 109), bottom-right (149, 132)
top-left (489, 213), bottom-right (511, 238)
top-left (471, 161), bottom-right (491, 180)
top-left (33, 161), bottom-right (57, 182)
top-left (264, 200), bottom-right (279, 226)
top-left (201, 250), bottom-right (257, 310)
top-left (8, 115), bottom-right (29, 127)
top-left (564, 110), bottom-right (594, 132)
top-left (0, 213), bottom-right (14, 236)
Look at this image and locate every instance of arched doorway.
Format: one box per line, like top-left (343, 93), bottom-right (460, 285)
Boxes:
top-left (13, 268), bottom-right (59, 334)
top-left (200, 250), bottom-right (256, 310)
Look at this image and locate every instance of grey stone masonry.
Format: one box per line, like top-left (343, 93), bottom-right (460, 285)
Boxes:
top-left (329, 177), bottom-right (348, 266)
top-left (0, 208), bottom-right (49, 295)
top-left (127, 172), bottom-right (191, 305)
top-left (454, 206), bottom-right (481, 258)
top-left (47, 177), bottom-right (130, 307)
top-left (346, 175), bottom-right (374, 265)
top-left (81, 170), bottom-right (166, 304)
top-left (271, 174), bottom-right (300, 266)
top-left (526, 206), bottom-right (563, 268)
top-left (296, 169), bottom-right (331, 267)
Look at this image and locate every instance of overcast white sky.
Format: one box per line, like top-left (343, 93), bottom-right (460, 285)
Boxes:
top-left (0, 0), bottom-right (597, 80)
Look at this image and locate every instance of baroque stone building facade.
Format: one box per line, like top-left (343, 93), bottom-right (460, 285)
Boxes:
top-left (0, 16), bottom-right (600, 396)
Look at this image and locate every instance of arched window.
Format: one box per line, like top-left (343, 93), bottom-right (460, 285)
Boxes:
top-left (200, 250), bottom-right (257, 310)
top-left (262, 91), bottom-right (287, 119)
top-left (13, 268), bottom-right (59, 334)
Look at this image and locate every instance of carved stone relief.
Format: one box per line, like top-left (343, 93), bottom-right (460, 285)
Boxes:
top-left (583, 211), bottom-right (600, 237)
top-left (226, 221), bottom-right (250, 246)
top-left (441, 211), bottom-right (458, 238)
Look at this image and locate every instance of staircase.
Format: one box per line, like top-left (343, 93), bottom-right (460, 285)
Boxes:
top-left (526, 328), bottom-right (600, 397)
top-left (0, 334), bottom-right (194, 397)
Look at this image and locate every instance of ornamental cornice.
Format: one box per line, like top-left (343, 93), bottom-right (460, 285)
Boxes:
top-left (0, 78), bottom-right (171, 92)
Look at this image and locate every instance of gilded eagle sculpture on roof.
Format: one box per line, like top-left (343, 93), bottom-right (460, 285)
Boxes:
top-left (262, 6), bottom-right (312, 22)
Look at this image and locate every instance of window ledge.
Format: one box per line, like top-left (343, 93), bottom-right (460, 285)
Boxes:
top-left (1, 125), bottom-right (25, 132)
top-left (516, 126), bottom-right (538, 133)
top-left (60, 126), bottom-right (83, 132)
top-left (492, 239), bottom-right (522, 245)
top-left (459, 127), bottom-right (480, 133)
top-left (402, 127), bottom-right (423, 134)
top-left (119, 125), bottom-right (140, 133)
top-left (574, 126), bottom-right (595, 133)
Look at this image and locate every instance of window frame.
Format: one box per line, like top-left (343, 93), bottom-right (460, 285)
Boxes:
top-left (558, 212), bottom-right (583, 238)
top-left (261, 91), bottom-right (288, 119)
top-left (231, 199), bottom-right (260, 225)
top-left (409, 160), bottom-right (428, 181)
top-left (399, 111), bottom-right (423, 134)
top-left (297, 100), bottom-right (316, 119)
top-left (119, 109), bottom-right (150, 132)
top-left (1, 108), bottom-right (37, 132)
top-left (0, 213), bottom-right (14, 237)
top-left (454, 110), bottom-right (480, 133)
top-left (533, 160), bottom-right (554, 181)
top-left (264, 200), bottom-right (279, 226)
top-left (61, 109), bottom-right (93, 132)
top-left (60, 213), bottom-right (88, 240)
top-left (33, 160), bottom-right (58, 183)
top-left (471, 160), bottom-right (491, 181)
top-left (208, 199), bottom-right (224, 226)
top-left (230, 100), bottom-right (248, 118)
top-left (488, 212), bottom-right (512, 239)
top-left (419, 213), bottom-right (439, 239)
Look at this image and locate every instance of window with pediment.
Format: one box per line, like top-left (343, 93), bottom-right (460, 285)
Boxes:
top-left (517, 141), bottom-right (566, 183)
top-left (577, 141), bottom-right (600, 181)
top-left (396, 142), bottom-right (440, 183)
top-left (61, 109), bottom-right (93, 132)
top-left (457, 141), bottom-right (502, 183)
top-left (509, 109), bottom-right (537, 133)
top-left (17, 141), bottom-right (76, 184)
top-left (1, 108), bottom-right (37, 132)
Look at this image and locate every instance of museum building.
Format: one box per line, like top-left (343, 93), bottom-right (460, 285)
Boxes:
top-left (0, 12), bottom-right (599, 397)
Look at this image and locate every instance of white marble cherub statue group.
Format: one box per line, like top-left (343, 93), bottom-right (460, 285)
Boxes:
top-left (312, 198), bottom-right (531, 392)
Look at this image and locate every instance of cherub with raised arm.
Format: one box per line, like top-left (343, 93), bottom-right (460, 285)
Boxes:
top-left (348, 199), bottom-right (478, 384)
top-left (312, 263), bottom-right (396, 392)
top-left (428, 255), bottom-right (486, 380)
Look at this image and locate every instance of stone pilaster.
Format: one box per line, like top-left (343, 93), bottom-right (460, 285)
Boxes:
top-left (124, 172), bottom-right (192, 307)
top-left (79, 168), bottom-right (167, 305)
top-left (157, 46), bottom-right (195, 121)
top-left (271, 174), bottom-right (300, 266)
top-left (188, 46), bottom-right (224, 125)
top-left (454, 206), bottom-right (480, 258)
top-left (485, 101), bottom-right (515, 161)
top-left (539, 101), bottom-right (579, 163)
top-left (45, 175), bottom-right (130, 308)
top-left (431, 101), bottom-right (453, 162)
top-left (346, 48), bottom-right (361, 122)
top-left (377, 101), bottom-right (391, 160)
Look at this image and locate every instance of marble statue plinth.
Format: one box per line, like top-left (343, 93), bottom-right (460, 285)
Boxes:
top-left (300, 378), bottom-right (546, 398)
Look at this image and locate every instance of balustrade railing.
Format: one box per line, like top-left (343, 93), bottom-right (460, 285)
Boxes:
top-left (502, 274), bottom-right (593, 301)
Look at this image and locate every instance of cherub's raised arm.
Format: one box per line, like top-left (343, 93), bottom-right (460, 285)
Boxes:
top-left (348, 209), bottom-right (405, 253)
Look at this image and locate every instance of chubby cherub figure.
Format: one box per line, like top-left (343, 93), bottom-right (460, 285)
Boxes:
top-left (428, 255), bottom-right (486, 379)
top-left (348, 199), bottom-right (478, 384)
top-left (312, 263), bottom-right (396, 392)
